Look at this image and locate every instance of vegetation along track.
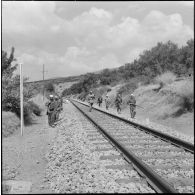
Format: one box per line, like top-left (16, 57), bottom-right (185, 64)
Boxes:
top-left (70, 99), bottom-right (194, 193)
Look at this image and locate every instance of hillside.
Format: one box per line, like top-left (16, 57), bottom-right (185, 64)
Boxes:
top-left (59, 39), bottom-right (194, 137)
top-left (25, 74), bottom-right (83, 85)
top-left (70, 74), bottom-right (193, 136)
top-left (2, 39), bottom-right (193, 138)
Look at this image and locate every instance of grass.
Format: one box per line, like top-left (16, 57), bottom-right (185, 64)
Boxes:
top-left (2, 94), bottom-right (43, 128)
top-left (153, 72), bottom-right (177, 92)
top-left (2, 112), bottom-right (20, 137)
top-left (162, 79), bottom-right (194, 114)
top-left (93, 72), bottom-right (194, 121)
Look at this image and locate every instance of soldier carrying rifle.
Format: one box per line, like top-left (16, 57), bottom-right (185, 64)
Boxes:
top-left (88, 91), bottom-right (95, 112)
top-left (97, 96), bottom-right (103, 107)
top-left (46, 95), bottom-right (56, 127)
top-left (115, 93), bottom-right (122, 114)
top-left (105, 95), bottom-right (110, 110)
top-left (127, 94), bottom-right (136, 119)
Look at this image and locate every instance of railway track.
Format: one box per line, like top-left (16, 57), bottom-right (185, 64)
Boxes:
top-left (70, 99), bottom-right (194, 193)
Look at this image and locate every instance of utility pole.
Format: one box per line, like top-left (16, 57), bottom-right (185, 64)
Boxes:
top-left (20, 63), bottom-right (23, 136)
top-left (42, 64), bottom-right (47, 101)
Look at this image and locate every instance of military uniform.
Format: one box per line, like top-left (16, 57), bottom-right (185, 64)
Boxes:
top-left (54, 98), bottom-right (60, 121)
top-left (127, 95), bottom-right (136, 118)
top-left (46, 99), bottom-right (56, 126)
top-left (115, 94), bottom-right (122, 114)
top-left (54, 96), bottom-right (63, 121)
top-left (88, 92), bottom-right (95, 112)
top-left (105, 96), bottom-right (110, 110)
top-left (97, 96), bottom-right (103, 107)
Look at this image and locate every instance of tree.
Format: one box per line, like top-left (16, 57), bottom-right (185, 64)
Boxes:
top-left (2, 47), bottom-right (38, 120)
top-left (2, 47), bottom-right (17, 77)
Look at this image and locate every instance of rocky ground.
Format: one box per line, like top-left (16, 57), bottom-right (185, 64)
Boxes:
top-left (92, 102), bottom-right (194, 144)
top-left (45, 102), bottom-right (155, 193)
top-left (2, 100), bottom-right (194, 193)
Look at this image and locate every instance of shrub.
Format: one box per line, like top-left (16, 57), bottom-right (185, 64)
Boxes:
top-left (160, 79), bottom-right (194, 117)
top-left (28, 101), bottom-right (42, 116)
top-left (107, 88), bottom-right (112, 92)
top-left (2, 96), bottom-right (42, 125)
top-left (23, 102), bottom-right (34, 125)
top-left (44, 82), bottom-right (55, 92)
top-left (173, 80), bottom-right (194, 113)
top-left (78, 91), bottom-right (88, 101)
top-left (155, 72), bottom-right (176, 86)
top-left (117, 81), bottom-right (138, 95)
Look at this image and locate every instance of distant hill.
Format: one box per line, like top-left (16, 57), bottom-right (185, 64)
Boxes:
top-left (25, 75), bottom-right (84, 85)
top-left (25, 67), bottom-right (115, 86)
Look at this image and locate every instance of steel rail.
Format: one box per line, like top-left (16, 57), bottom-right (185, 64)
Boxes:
top-left (71, 99), bottom-right (194, 153)
top-left (71, 100), bottom-right (177, 193)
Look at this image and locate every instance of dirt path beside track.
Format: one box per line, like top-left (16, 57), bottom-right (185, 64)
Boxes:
top-left (2, 111), bottom-right (57, 194)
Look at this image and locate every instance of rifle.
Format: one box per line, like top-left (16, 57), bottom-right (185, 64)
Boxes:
top-left (128, 103), bottom-right (144, 109)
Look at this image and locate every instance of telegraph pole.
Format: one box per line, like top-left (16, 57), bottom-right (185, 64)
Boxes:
top-left (42, 64), bottom-right (47, 101)
top-left (20, 63), bottom-right (23, 136)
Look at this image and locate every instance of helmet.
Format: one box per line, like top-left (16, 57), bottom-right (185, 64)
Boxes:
top-left (49, 95), bottom-right (54, 99)
top-left (131, 94), bottom-right (134, 96)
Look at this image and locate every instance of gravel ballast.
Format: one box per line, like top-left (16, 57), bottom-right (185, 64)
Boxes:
top-left (91, 102), bottom-right (194, 144)
top-left (72, 100), bottom-right (194, 193)
top-left (45, 102), bottom-right (155, 193)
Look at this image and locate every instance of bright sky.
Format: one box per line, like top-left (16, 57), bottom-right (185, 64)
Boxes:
top-left (2, 1), bottom-right (194, 81)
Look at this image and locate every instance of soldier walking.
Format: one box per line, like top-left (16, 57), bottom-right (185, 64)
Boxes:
top-left (46, 95), bottom-right (56, 127)
top-left (105, 95), bottom-right (110, 110)
top-left (88, 91), bottom-right (95, 112)
top-left (97, 96), bottom-right (103, 107)
top-left (127, 94), bottom-right (136, 119)
top-left (115, 93), bottom-right (122, 114)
